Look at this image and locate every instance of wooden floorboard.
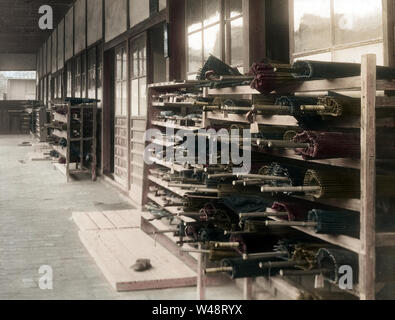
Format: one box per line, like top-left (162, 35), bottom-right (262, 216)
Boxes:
top-left (72, 212), bottom-right (99, 231)
top-left (74, 210), bottom-right (197, 292)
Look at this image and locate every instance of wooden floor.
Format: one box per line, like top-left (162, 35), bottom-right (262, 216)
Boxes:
top-left (73, 210), bottom-right (197, 292)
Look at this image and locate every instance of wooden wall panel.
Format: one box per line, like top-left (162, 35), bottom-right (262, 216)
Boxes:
top-left (43, 42), bottom-right (47, 75)
top-left (65, 7), bottom-right (74, 61)
top-left (105, 0), bottom-right (127, 42)
top-left (383, 0), bottom-right (395, 66)
top-left (58, 19), bottom-right (65, 70)
top-left (129, 0), bottom-right (150, 28)
top-left (46, 38), bottom-right (51, 75)
top-left (0, 101), bottom-right (29, 134)
top-left (51, 30), bottom-right (57, 73)
top-left (74, 0), bottom-right (87, 55)
top-left (0, 54), bottom-right (37, 71)
top-left (87, 0), bottom-right (103, 46)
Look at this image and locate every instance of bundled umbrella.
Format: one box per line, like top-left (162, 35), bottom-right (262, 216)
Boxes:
top-left (291, 60), bottom-right (395, 80)
top-left (181, 242), bottom-right (240, 262)
top-left (205, 242), bottom-right (320, 279)
top-left (229, 233), bottom-right (282, 255)
top-left (275, 96), bottom-right (323, 128)
top-left (205, 257), bottom-right (283, 279)
top-left (260, 169), bottom-right (359, 199)
top-left (271, 201), bottom-right (316, 221)
top-left (250, 62), bottom-right (295, 94)
top-left (260, 162), bottom-right (307, 189)
top-left (316, 248), bottom-right (359, 285)
top-left (265, 209), bottom-right (359, 236)
top-left (197, 228), bottom-right (230, 243)
top-left (197, 55), bottom-right (251, 88)
top-left (250, 60), bottom-right (395, 95)
top-left (307, 210), bottom-right (359, 235)
top-left (223, 195), bottom-right (272, 212)
top-left (262, 169), bottom-right (395, 199)
top-left (292, 131), bottom-right (360, 160)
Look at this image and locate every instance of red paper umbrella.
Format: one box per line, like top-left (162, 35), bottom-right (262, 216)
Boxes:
top-left (250, 62), bottom-right (294, 94)
top-left (293, 131), bottom-right (360, 160)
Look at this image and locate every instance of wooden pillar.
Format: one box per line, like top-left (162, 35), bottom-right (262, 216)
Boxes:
top-left (243, 278), bottom-right (253, 300)
top-left (383, 0), bottom-right (395, 67)
top-left (197, 245), bottom-right (207, 300)
top-left (359, 54), bottom-right (377, 300)
top-left (167, 0), bottom-right (186, 81)
top-left (243, 0), bottom-right (266, 71)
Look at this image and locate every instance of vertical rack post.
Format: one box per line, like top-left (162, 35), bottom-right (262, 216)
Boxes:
top-left (66, 102), bottom-right (71, 182)
top-left (80, 104), bottom-right (84, 172)
top-left (360, 54), bottom-right (377, 300)
top-left (197, 244), bottom-right (206, 300)
top-left (243, 278), bottom-right (253, 300)
top-left (92, 103), bottom-right (98, 181)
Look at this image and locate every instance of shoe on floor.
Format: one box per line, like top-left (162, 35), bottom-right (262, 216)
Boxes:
top-left (131, 259), bottom-right (152, 272)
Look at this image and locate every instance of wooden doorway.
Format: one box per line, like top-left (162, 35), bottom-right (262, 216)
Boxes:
top-left (128, 33), bottom-right (148, 205)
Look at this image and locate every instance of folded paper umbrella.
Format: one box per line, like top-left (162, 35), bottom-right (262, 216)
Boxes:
top-left (316, 248), bottom-right (359, 285)
top-left (197, 55), bottom-right (251, 88)
top-left (275, 96), bottom-right (323, 129)
top-left (238, 201), bottom-right (311, 221)
top-left (261, 169), bottom-right (360, 199)
top-left (292, 131), bottom-right (360, 160)
top-left (265, 209), bottom-right (359, 236)
top-left (307, 209), bottom-right (359, 235)
top-left (198, 228), bottom-right (230, 243)
top-left (204, 257), bottom-right (284, 279)
top-left (271, 201), bottom-right (316, 221)
top-left (229, 233), bottom-right (282, 255)
top-left (250, 62), bottom-right (295, 94)
top-left (181, 244), bottom-right (239, 262)
top-left (260, 162), bottom-right (307, 189)
top-left (198, 55), bottom-right (243, 81)
top-left (292, 60), bottom-right (395, 80)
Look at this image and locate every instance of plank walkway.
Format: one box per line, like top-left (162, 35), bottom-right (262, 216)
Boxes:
top-left (73, 210), bottom-right (197, 292)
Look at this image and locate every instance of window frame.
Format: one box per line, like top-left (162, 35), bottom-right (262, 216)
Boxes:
top-left (115, 44), bottom-right (128, 117)
top-left (185, 0), bottom-right (244, 78)
top-left (290, 0), bottom-right (384, 62)
top-left (129, 34), bottom-right (148, 118)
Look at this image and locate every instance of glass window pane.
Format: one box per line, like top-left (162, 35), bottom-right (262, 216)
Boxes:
top-left (188, 31), bottom-right (202, 72)
top-left (294, 0), bottom-right (331, 53)
top-left (115, 82), bottom-right (122, 115)
top-left (132, 47), bottom-right (139, 78)
top-left (130, 0), bottom-right (150, 27)
top-left (227, 0), bottom-right (242, 18)
top-left (187, 0), bottom-right (202, 33)
top-left (333, 43), bottom-right (384, 65)
top-left (75, 77), bottom-right (81, 98)
top-left (122, 49), bottom-right (127, 80)
top-left (116, 51), bottom-right (122, 80)
top-left (333, 0), bottom-right (382, 45)
top-left (230, 17), bottom-right (243, 66)
top-left (131, 79), bottom-right (139, 116)
top-left (204, 24), bottom-right (221, 59)
top-left (139, 77), bottom-right (147, 116)
top-left (295, 51), bottom-right (332, 62)
top-left (159, 0), bottom-right (166, 11)
top-left (139, 44), bottom-right (146, 77)
top-left (82, 74), bottom-right (86, 98)
top-left (122, 81), bottom-right (127, 116)
top-left (204, 0), bottom-right (220, 26)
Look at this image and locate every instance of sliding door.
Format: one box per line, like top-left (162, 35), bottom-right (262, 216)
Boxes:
top-left (114, 44), bottom-right (129, 188)
top-left (129, 34), bottom-right (147, 205)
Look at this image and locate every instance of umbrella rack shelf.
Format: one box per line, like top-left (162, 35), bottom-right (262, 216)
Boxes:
top-left (49, 100), bottom-right (97, 182)
top-left (143, 54), bottom-right (395, 300)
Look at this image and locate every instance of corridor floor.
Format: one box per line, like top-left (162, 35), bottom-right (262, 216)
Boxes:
top-left (0, 135), bottom-right (243, 300)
